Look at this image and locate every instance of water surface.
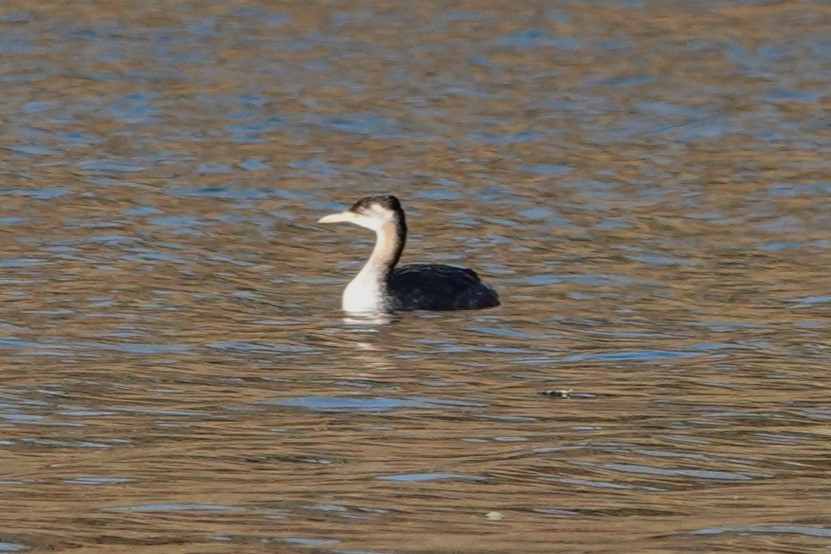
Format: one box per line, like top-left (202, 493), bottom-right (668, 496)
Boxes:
top-left (1, 1), bottom-right (830, 552)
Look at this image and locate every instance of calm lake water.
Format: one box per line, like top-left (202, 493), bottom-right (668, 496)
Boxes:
top-left (2, 1), bottom-right (830, 552)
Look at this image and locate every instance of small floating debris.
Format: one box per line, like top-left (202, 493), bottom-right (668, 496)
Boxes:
top-left (541, 389), bottom-right (572, 398)
top-left (486, 511), bottom-right (505, 521)
top-left (538, 390), bottom-right (597, 399)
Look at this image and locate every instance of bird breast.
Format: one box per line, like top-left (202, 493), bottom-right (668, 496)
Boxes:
top-left (342, 272), bottom-right (387, 312)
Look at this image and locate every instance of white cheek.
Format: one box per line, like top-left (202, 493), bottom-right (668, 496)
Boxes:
top-left (352, 214), bottom-right (382, 232)
top-left (355, 209), bottom-right (397, 232)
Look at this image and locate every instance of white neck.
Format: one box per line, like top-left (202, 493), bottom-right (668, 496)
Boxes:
top-left (342, 221), bottom-right (401, 313)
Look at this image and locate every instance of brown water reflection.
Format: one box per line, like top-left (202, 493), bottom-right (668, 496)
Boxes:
top-left (2, 0), bottom-right (831, 552)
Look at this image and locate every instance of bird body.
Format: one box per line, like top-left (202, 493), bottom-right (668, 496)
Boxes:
top-left (388, 264), bottom-right (497, 311)
top-left (319, 195), bottom-right (499, 313)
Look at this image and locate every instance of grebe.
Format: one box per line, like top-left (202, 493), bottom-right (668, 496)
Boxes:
top-left (319, 195), bottom-right (500, 313)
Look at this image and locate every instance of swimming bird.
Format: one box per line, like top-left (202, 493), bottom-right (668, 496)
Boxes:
top-left (318, 195), bottom-right (500, 313)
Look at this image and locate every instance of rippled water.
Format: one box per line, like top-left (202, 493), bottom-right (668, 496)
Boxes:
top-left (2, 1), bottom-right (831, 552)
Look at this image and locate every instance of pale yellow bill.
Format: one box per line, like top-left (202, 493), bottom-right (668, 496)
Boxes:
top-left (318, 211), bottom-right (356, 224)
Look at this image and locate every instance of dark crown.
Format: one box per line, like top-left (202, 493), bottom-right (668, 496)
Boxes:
top-left (350, 195), bottom-right (402, 213)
